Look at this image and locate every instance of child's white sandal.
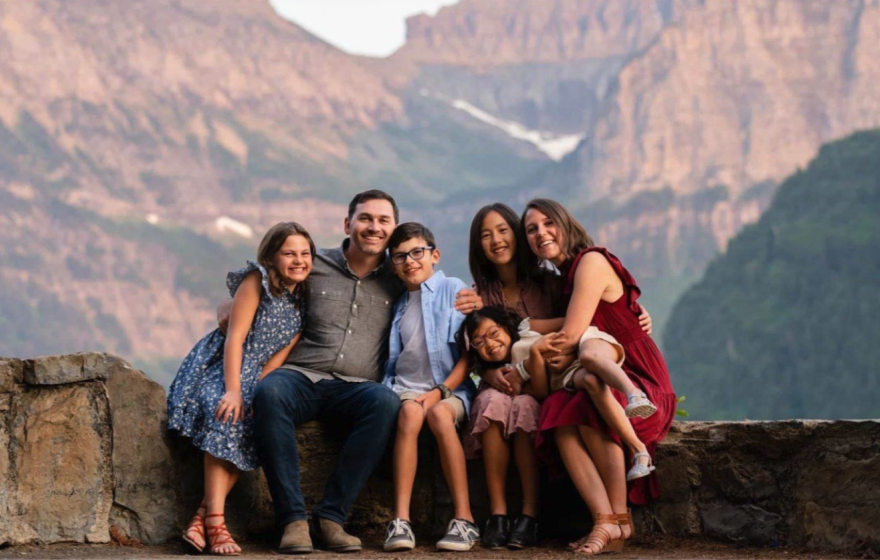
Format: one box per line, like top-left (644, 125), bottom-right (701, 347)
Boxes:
top-left (626, 452), bottom-right (656, 481)
top-left (625, 392), bottom-right (657, 418)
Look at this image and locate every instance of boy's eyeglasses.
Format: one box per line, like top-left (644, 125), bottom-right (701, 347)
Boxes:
top-left (391, 246), bottom-right (435, 265)
top-left (471, 328), bottom-right (502, 349)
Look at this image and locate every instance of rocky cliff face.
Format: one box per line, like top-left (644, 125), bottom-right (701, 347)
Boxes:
top-left (391, 0), bottom-right (880, 336)
top-left (3, 0), bottom-right (880, 377)
top-left (0, 0), bottom-right (544, 377)
top-left (399, 0), bottom-right (676, 65)
top-left (560, 0), bottom-right (880, 203)
top-left (391, 0), bottom-right (678, 133)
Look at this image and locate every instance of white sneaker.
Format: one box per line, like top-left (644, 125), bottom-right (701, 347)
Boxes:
top-left (384, 518), bottom-right (415, 551)
top-left (436, 518), bottom-right (480, 552)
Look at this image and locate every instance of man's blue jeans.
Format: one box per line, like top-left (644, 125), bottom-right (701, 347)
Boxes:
top-left (252, 368), bottom-right (400, 527)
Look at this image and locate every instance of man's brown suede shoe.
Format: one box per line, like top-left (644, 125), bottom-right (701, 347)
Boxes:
top-left (279, 520), bottom-right (312, 554)
top-left (313, 517), bottom-right (362, 553)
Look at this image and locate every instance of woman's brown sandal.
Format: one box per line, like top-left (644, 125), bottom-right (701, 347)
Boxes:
top-left (569, 509), bottom-right (633, 551)
top-left (616, 508), bottom-right (634, 542)
top-left (573, 513), bottom-right (623, 555)
top-left (206, 513), bottom-right (241, 556)
top-left (182, 502), bottom-right (206, 552)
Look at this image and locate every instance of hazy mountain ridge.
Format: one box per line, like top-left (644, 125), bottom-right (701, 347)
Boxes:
top-left (397, 0), bottom-right (880, 337)
top-left (0, 0), bottom-right (551, 379)
top-left (2, 0), bottom-right (880, 389)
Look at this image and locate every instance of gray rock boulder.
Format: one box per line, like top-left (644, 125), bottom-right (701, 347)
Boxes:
top-left (7, 383), bottom-right (113, 544)
top-left (105, 360), bottom-right (177, 545)
top-left (25, 353), bottom-right (114, 386)
top-left (0, 358), bottom-right (22, 393)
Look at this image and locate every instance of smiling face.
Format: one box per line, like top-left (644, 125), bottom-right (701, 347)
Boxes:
top-left (272, 234), bottom-right (313, 288)
top-left (480, 210), bottom-right (517, 267)
top-left (471, 318), bottom-right (512, 363)
top-left (524, 208), bottom-right (565, 266)
top-left (344, 198), bottom-right (397, 257)
top-left (391, 236), bottom-right (439, 290)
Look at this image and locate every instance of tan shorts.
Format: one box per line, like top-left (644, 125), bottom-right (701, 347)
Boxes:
top-left (398, 391), bottom-right (466, 425)
top-left (554, 327), bottom-right (625, 392)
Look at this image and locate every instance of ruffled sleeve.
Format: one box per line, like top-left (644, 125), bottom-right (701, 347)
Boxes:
top-left (226, 260), bottom-right (274, 299)
top-left (565, 247), bottom-right (642, 315)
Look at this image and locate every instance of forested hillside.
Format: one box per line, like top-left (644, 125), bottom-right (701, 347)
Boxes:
top-left (663, 130), bottom-right (880, 420)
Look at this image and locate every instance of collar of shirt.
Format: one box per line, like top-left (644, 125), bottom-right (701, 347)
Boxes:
top-left (420, 269), bottom-right (446, 293)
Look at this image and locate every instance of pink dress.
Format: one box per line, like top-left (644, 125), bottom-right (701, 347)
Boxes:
top-left (465, 275), bottom-right (562, 458)
top-left (536, 247), bottom-right (676, 504)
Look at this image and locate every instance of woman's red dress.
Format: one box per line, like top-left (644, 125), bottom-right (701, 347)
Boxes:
top-left (535, 247), bottom-right (676, 504)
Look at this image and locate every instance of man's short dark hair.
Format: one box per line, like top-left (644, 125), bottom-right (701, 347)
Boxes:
top-left (388, 222), bottom-right (436, 253)
top-left (347, 190), bottom-right (399, 224)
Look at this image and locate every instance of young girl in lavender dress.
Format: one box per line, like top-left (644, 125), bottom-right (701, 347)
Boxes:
top-left (167, 222), bottom-right (314, 556)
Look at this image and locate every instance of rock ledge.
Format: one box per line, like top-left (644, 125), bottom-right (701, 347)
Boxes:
top-left (0, 354), bottom-right (876, 555)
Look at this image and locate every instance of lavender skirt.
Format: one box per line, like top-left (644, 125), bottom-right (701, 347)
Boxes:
top-left (464, 387), bottom-right (540, 459)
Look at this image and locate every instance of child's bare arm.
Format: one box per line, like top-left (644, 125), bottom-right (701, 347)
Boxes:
top-left (523, 345), bottom-right (548, 400)
top-left (528, 317), bottom-right (565, 334)
top-left (260, 332), bottom-right (302, 380)
top-left (442, 354), bottom-right (470, 391)
top-left (523, 333), bottom-right (564, 400)
top-left (220, 272), bottom-right (261, 423)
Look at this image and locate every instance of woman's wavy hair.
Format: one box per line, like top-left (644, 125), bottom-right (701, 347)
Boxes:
top-left (521, 198), bottom-right (594, 262)
top-left (257, 221), bottom-right (316, 298)
top-left (455, 306), bottom-right (523, 368)
top-left (468, 203), bottom-right (539, 295)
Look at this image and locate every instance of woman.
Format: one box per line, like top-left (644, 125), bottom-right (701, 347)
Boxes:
top-left (524, 198), bottom-right (675, 555)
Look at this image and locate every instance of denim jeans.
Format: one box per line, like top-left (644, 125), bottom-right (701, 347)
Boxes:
top-left (252, 368), bottom-right (401, 527)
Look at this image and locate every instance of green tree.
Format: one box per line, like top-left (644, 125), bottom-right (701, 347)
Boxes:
top-left (663, 130), bottom-right (880, 420)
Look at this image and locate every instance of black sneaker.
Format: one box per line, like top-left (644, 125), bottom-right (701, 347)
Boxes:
top-left (481, 515), bottom-right (509, 549)
top-left (436, 518), bottom-right (480, 552)
top-left (507, 514), bottom-right (538, 549)
top-left (383, 518), bottom-right (416, 552)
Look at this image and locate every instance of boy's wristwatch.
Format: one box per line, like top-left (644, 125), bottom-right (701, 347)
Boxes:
top-left (434, 384), bottom-right (452, 400)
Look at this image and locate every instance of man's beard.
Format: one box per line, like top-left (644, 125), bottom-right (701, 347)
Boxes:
top-left (353, 235), bottom-right (386, 256)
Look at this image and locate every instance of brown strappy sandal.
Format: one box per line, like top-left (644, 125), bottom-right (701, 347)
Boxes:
top-left (206, 513), bottom-right (241, 556)
top-left (612, 508), bottom-right (634, 550)
top-left (617, 508), bottom-right (634, 538)
top-left (182, 502), bottom-right (206, 552)
top-left (573, 513), bottom-right (623, 555)
top-left (570, 508), bottom-right (634, 551)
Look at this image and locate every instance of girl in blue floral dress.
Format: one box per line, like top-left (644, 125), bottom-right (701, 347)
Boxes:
top-left (167, 222), bottom-right (314, 556)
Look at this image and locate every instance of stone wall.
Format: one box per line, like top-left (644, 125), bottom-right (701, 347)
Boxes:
top-left (0, 354), bottom-right (877, 555)
top-left (648, 421), bottom-right (880, 553)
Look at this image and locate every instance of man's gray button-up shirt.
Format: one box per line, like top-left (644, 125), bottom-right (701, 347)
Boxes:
top-left (282, 240), bottom-right (404, 383)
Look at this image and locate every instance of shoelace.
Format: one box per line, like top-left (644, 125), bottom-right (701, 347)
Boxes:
top-left (389, 519), bottom-right (410, 538)
top-left (448, 519), bottom-right (475, 544)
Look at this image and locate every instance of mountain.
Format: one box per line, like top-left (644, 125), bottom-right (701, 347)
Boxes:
top-left (394, 0), bottom-right (880, 334)
top-left (0, 0), bottom-right (548, 383)
top-left (2, 0), bottom-right (880, 390)
top-left (662, 129), bottom-right (880, 420)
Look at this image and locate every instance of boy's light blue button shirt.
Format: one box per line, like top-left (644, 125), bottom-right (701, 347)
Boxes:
top-left (383, 270), bottom-right (476, 415)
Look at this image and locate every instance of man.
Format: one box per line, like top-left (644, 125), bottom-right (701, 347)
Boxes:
top-left (228, 190), bottom-right (481, 554)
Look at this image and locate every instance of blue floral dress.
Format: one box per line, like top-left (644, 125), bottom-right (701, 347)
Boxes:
top-left (167, 261), bottom-right (304, 470)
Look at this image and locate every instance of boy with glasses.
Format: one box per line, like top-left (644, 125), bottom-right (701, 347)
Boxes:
top-left (382, 222), bottom-right (479, 552)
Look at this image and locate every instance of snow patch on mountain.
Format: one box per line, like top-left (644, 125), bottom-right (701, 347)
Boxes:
top-left (215, 216), bottom-right (253, 239)
top-left (421, 90), bottom-right (585, 161)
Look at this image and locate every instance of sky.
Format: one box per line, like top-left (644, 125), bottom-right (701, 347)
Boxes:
top-left (269, 0), bottom-right (460, 57)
